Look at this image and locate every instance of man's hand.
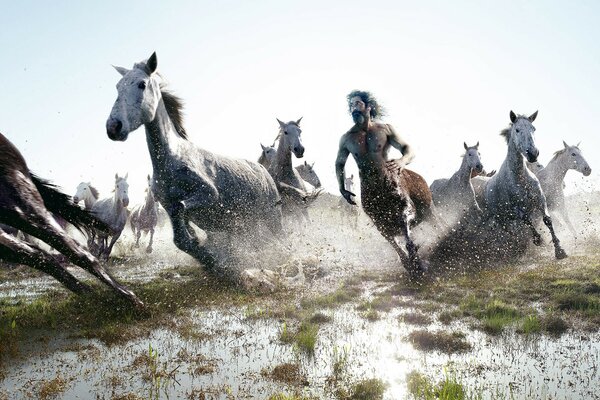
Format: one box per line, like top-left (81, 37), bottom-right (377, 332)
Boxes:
top-left (340, 188), bottom-right (356, 205)
top-left (386, 158), bottom-right (406, 173)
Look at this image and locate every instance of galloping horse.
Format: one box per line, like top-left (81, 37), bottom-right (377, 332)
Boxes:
top-left (295, 161), bottom-right (322, 188)
top-left (536, 141), bottom-right (591, 236)
top-left (130, 174), bottom-right (159, 253)
top-left (73, 181), bottom-right (101, 249)
top-left (0, 133), bottom-right (142, 306)
top-left (91, 174), bottom-right (130, 260)
top-left (106, 52), bottom-right (283, 272)
top-left (430, 142), bottom-right (483, 223)
top-left (258, 143), bottom-right (277, 169)
top-left (478, 111), bottom-right (567, 259)
top-left (267, 118), bottom-right (320, 222)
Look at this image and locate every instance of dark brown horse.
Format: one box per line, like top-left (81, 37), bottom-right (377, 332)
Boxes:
top-left (0, 133), bottom-right (143, 307)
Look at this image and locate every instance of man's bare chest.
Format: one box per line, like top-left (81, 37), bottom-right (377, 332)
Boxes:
top-left (347, 130), bottom-right (388, 154)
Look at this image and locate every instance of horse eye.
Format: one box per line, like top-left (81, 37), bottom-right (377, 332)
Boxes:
top-left (516, 129), bottom-right (520, 133)
top-left (138, 81), bottom-right (146, 90)
top-left (284, 131), bottom-right (288, 135)
top-left (572, 153), bottom-right (576, 156)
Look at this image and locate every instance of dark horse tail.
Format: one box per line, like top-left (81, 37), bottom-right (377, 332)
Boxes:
top-left (29, 173), bottom-right (111, 235)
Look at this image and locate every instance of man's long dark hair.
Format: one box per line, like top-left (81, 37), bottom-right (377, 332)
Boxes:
top-left (347, 90), bottom-right (385, 119)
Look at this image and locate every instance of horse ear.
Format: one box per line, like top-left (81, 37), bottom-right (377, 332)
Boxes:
top-left (113, 65), bottom-right (130, 76)
top-left (311, 162), bottom-right (315, 168)
top-left (563, 140), bottom-right (569, 149)
top-left (115, 173), bottom-right (118, 180)
top-left (304, 160), bottom-right (308, 166)
top-left (475, 141), bottom-right (480, 149)
top-left (146, 52), bottom-right (158, 75)
top-left (296, 117), bottom-right (303, 125)
top-left (147, 174), bottom-right (151, 180)
top-left (276, 118), bottom-right (285, 129)
top-left (464, 142), bottom-right (468, 151)
top-left (509, 110), bottom-right (517, 123)
top-left (261, 143), bottom-right (267, 151)
top-left (576, 141), bottom-right (581, 147)
top-left (529, 110), bottom-right (538, 122)
top-left (124, 173), bottom-right (128, 180)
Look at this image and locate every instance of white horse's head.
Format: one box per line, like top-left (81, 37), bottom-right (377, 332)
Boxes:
top-left (260, 143), bottom-right (277, 166)
top-left (506, 110), bottom-right (539, 163)
top-left (277, 118), bottom-right (304, 158)
top-left (114, 173), bottom-right (130, 207)
top-left (73, 182), bottom-right (98, 204)
top-left (107, 52), bottom-right (162, 141)
top-left (298, 161), bottom-right (321, 188)
top-left (463, 142), bottom-right (484, 174)
top-left (560, 141), bottom-right (592, 176)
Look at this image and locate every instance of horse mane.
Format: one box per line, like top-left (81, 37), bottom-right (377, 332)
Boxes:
top-left (88, 185), bottom-right (99, 200)
top-left (499, 114), bottom-right (528, 144)
top-left (161, 90), bottom-right (188, 140)
top-left (550, 147), bottom-right (568, 162)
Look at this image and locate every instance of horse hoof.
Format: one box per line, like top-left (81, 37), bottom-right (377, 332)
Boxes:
top-left (146, 247), bottom-right (153, 254)
top-left (555, 249), bottom-right (568, 260)
top-left (533, 236), bottom-right (543, 246)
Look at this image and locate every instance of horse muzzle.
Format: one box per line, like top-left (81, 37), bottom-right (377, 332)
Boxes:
top-left (293, 146), bottom-right (305, 158)
top-left (525, 149), bottom-right (539, 163)
top-left (583, 166), bottom-right (592, 176)
top-left (106, 118), bottom-right (127, 141)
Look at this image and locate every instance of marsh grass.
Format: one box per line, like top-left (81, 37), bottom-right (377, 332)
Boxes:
top-left (0, 266), bottom-right (263, 359)
top-left (406, 371), bottom-right (482, 400)
top-left (408, 330), bottom-right (471, 354)
top-left (335, 378), bottom-right (386, 400)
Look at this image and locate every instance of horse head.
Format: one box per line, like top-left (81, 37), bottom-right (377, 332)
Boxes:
top-left (260, 143), bottom-right (277, 168)
top-left (107, 52), bottom-right (162, 141)
top-left (562, 141), bottom-right (591, 176)
top-left (301, 161), bottom-right (322, 188)
top-left (508, 110), bottom-right (539, 163)
top-left (463, 141), bottom-right (484, 175)
top-left (277, 117), bottom-right (304, 158)
top-left (114, 173), bottom-right (130, 207)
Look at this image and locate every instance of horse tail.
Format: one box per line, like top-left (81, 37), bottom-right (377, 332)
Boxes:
top-left (29, 173), bottom-right (111, 235)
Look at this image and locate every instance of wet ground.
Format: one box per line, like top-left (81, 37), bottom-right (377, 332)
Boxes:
top-left (1, 196), bottom-right (599, 399)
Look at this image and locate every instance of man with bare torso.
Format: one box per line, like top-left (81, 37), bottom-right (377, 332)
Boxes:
top-left (335, 90), bottom-right (428, 275)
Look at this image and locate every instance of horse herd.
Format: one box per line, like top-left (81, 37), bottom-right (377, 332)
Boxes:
top-left (0, 52), bottom-right (593, 308)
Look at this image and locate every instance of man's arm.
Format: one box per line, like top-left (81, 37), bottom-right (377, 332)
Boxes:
top-left (386, 124), bottom-right (415, 171)
top-left (335, 136), bottom-right (356, 205)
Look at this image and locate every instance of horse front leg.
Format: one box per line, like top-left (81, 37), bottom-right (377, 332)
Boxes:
top-left (104, 231), bottom-right (122, 260)
top-left (397, 213), bottom-right (428, 278)
top-left (167, 202), bottom-right (217, 271)
top-left (146, 228), bottom-right (154, 253)
top-left (542, 214), bottom-right (567, 259)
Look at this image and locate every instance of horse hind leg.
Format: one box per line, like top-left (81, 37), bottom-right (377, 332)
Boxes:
top-left (397, 213), bottom-right (429, 278)
top-left (0, 229), bottom-right (91, 295)
top-left (9, 211), bottom-right (143, 307)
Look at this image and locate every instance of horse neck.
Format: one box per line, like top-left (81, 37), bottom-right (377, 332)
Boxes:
top-left (112, 189), bottom-right (124, 210)
top-left (83, 193), bottom-right (97, 210)
top-left (454, 155), bottom-right (473, 184)
top-left (144, 190), bottom-right (155, 209)
top-left (505, 137), bottom-right (527, 177)
top-left (273, 134), bottom-right (293, 173)
top-left (544, 154), bottom-right (569, 182)
top-left (145, 98), bottom-right (184, 173)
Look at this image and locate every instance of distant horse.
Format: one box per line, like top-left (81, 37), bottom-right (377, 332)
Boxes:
top-left (478, 111), bottom-right (567, 259)
top-left (73, 181), bottom-right (101, 249)
top-left (130, 174), bottom-right (159, 253)
top-left (106, 52), bottom-right (283, 272)
top-left (338, 174), bottom-right (359, 228)
top-left (526, 160), bottom-right (545, 175)
top-left (267, 118), bottom-right (320, 222)
top-left (0, 133), bottom-right (142, 306)
top-left (430, 142), bottom-right (483, 222)
top-left (295, 161), bottom-right (322, 188)
top-left (536, 141), bottom-right (591, 237)
top-left (91, 174), bottom-right (130, 260)
top-left (258, 143), bottom-right (277, 169)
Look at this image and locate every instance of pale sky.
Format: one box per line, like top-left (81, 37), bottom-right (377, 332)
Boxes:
top-left (1, 0), bottom-right (598, 204)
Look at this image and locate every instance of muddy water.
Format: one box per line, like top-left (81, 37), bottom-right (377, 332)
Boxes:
top-left (1, 301), bottom-right (599, 399)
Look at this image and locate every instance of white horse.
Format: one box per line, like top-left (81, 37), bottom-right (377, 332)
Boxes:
top-left (536, 141), bottom-right (592, 237)
top-left (338, 174), bottom-right (359, 228)
top-left (430, 142), bottom-right (483, 223)
top-left (295, 161), bottom-right (322, 188)
top-left (106, 53), bottom-right (283, 273)
top-left (267, 118), bottom-right (320, 223)
top-left (91, 174), bottom-right (130, 260)
top-left (478, 111), bottom-right (567, 259)
top-left (73, 182), bottom-right (101, 249)
top-left (258, 143), bottom-right (277, 169)
top-left (130, 174), bottom-right (159, 253)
